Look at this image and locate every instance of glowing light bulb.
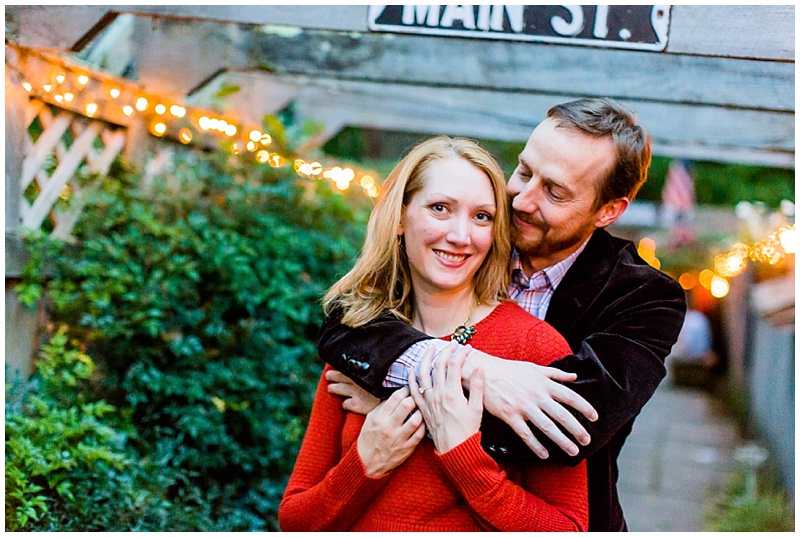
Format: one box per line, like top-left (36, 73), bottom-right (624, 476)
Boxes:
top-left (123, 106), bottom-right (135, 117)
top-left (198, 116), bottom-right (210, 130)
top-left (698, 269), bottom-right (715, 290)
top-left (710, 276), bottom-right (730, 298)
top-left (85, 103), bottom-right (98, 117)
top-left (22, 82), bottom-right (32, 92)
top-left (778, 226), bottom-right (796, 254)
top-left (43, 84), bottom-right (53, 92)
top-left (155, 103), bottom-right (167, 115)
top-left (64, 92), bottom-right (74, 102)
top-left (256, 150), bottom-right (270, 163)
top-left (246, 141), bottom-right (257, 151)
top-left (78, 74), bottom-right (89, 85)
top-left (366, 185), bottom-right (380, 198)
top-left (169, 105), bottom-right (186, 118)
top-left (260, 134), bottom-right (272, 146)
top-left (179, 128), bottom-right (192, 144)
top-left (360, 175), bottom-right (375, 188)
top-left (56, 74), bottom-right (66, 84)
top-left (310, 162), bottom-right (322, 175)
top-left (678, 273), bottom-right (696, 290)
top-left (231, 142), bottom-right (242, 155)
top-left (109, 88), bottom-right (121, 99)
top-left (638, 237), bottom-right (656, 252)
top-left (136, 97), bottom-right (149, 111)
top-left (208, 118), bottom-right (220, 130)
top-left (294, 159), bottom-right (306, 173)
top-left (224, 124), bottom-right (237, 137)
top-left (249, 130), bottom-right (262, 142)
top-left (153, 122), bottom-right (167, 136)
top-left (54, 94), bottom-right (64, 103)
top-left (268, 154), bottom-right (284, 167)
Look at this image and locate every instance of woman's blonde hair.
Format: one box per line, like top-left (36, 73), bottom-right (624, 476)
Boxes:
top-left (323, 135), bottom-right (510, 327)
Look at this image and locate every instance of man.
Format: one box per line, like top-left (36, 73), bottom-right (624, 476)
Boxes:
top-left (318, 98), bottom-right (686, 531)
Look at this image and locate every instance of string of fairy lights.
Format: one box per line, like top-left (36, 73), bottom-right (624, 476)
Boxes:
top-left (8, 45), bottom-right (380, 198)
top-left (636, 223), bottom-right (796, 299)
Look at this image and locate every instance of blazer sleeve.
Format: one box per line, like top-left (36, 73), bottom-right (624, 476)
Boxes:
top-left (278, 366), bottom-right (392, 531)
top-left (527, 272), bottom-right (687, 465)
top-left (317, 305), bottom-right (432, 397)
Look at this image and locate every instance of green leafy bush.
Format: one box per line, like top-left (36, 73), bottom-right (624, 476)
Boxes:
top-left (16, 148), bottom-right (366, 529)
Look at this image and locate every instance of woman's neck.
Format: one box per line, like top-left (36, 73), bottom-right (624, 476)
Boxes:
top-left (411, 286), bottom-right (477, 338)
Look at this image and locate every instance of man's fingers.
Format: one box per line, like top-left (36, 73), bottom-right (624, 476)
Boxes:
top-left (505, 415), bottom-right (549, 459)
top-left (534, 364), bottom-right (578, 382)
top-left (539, 397), bottom-right (592, 446)
top-left (524, 405), bottom-right (580, 456)
top-left (551, 383), bottom-right (599, 422)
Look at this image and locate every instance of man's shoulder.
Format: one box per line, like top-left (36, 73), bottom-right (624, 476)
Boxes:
top-left (587, 230), bottom-right (680, 284)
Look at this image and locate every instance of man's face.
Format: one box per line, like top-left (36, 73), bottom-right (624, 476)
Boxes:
top-left (507, 118), bottom-right (617, 273)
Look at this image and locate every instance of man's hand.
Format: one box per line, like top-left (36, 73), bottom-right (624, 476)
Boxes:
top-left (357, 388), bottom-right (425, 477)
top-left (325, 369), bottom-right (380, 414)
top-left (464, 350), bottom-right (598, 459)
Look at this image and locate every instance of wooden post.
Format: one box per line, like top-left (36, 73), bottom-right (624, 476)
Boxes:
top-left (5, 52), bottom-right (41, 383)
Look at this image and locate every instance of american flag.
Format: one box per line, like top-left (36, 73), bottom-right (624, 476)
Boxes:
top-left (662, 160), bottom-right (696, 212)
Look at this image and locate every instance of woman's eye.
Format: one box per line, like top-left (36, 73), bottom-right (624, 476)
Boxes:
top-left (475, 212), bottom-right (494, 222)
top-left (430, 203), bottom-right (447, 213)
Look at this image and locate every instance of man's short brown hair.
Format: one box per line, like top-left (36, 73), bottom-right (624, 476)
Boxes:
top-left (547, 98), bottom-right (652, 208)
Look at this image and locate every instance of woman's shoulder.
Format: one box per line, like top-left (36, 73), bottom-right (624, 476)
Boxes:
top-left (472, 301), bottom-right (570, 365)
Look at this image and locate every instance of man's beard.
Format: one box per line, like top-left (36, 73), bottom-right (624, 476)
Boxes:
top-left (511, 213), bottom-right (586, 261)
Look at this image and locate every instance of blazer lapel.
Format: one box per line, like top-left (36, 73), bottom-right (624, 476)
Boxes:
top-left (545, 229), bottom-right (615, 341)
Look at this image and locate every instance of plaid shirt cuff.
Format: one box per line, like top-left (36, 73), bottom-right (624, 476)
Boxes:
top-left (383, 338), bottom-right (453, 388)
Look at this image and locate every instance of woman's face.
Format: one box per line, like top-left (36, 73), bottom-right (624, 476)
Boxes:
top-left (400, 156), bottom-right (497, 298)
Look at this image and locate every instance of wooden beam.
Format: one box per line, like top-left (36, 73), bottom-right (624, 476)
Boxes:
top-left (116, 5), bottom-right (367, 32)
top-left (208, 71), bottom-right (793, 167)
top-left (668, 5), bottom-right (794, 60)
top-left (249, 28), bottom-right (794, 113)
top-left (6, 5), bottom-right (115, 52)
top-left (9, 5), bottom-right (794, 62)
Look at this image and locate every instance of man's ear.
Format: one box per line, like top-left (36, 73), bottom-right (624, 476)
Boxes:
top-left (595, 197), bottom-right (629, 228)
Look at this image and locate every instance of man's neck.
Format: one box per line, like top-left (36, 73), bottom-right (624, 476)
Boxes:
top-left (520, 233), bottom-right (594, 277)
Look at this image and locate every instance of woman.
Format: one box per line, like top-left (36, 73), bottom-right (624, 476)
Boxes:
top-left (278, 136), bottom-right (587, 531)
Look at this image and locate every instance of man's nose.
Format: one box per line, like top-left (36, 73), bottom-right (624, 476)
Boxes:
top-left (512, 183), bottom-right (539, 214)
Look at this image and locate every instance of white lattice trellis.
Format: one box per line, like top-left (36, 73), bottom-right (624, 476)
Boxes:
top-left (20, 100), bottom-right (127, 239)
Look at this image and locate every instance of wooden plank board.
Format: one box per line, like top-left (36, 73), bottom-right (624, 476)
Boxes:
top-left (8, 5), bottom-right (794, 61)
top-left (232, 72), bottom-right (793, 167)
top-left (668, 5), bottom-right (794, 60)
top-left (249, 28), bottom-right (794, 113)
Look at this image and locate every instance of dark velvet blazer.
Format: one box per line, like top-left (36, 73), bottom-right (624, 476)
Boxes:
top-left (318, 228), bottom-right (686, 531)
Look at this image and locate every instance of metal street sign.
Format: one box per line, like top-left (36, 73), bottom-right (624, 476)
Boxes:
top-left (368, 5), bottom-right (671, 51)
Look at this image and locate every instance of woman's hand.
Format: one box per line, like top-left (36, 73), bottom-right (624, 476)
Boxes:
top-left (357, 387), bottom-right (426, 477)
top-left (326, 369), bottom-right (380, 414)
top-left (409, 342), bottom-right (484, 454)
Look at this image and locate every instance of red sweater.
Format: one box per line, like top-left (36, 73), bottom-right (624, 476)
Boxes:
top-left (279, 301), bottom-right (588, 531)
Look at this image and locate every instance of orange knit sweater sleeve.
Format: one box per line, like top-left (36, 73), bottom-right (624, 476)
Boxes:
top-left (436, 317), bottom-right (589, 532)
top-left (278, 366), bottom-right (391, 531)
top-left (437, 433), bottom-right (588, 531)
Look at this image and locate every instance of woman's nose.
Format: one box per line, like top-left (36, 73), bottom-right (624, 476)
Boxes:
top-left (447, 216), bottom-right (471, 246)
